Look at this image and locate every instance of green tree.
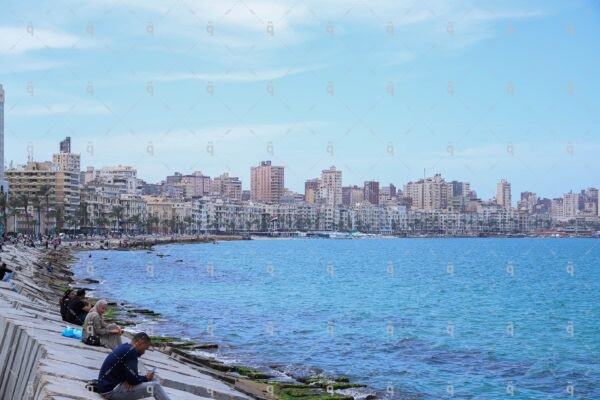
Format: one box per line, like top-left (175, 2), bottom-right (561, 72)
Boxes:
top-left (110, 206), bottom-right (124, 232)
top-left (38, 185), bottom-right (53, 235)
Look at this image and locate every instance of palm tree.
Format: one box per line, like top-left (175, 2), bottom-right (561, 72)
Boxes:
top-left (32, 195), bottom-right (42, 236)
top-left (13, 193), bottom-right (32, 234)
top-left (161, 219), bottom-right (171, 234)
top-left (110, 206), bottom-right (124, 232)
top-left (78, 202), bottom-right (89, 232)
top-left (49, 206), bottom-right (65, 234)
top-left (97, 213), bottom-right (110, 235)
top-left (38, 185), bottom-right (53, 235)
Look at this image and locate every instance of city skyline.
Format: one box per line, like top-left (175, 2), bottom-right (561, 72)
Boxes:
top-left (1, 0), bottom-right (599, 202)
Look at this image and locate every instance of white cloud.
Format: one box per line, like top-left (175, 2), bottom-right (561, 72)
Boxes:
top-left (152, 65), bottom-right (320, 83)
top-left (9, 101), bottom-right (111, 117)
top-left (0, 26), bottom-right (92, 55)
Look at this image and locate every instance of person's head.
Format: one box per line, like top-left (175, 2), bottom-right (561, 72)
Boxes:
top-left (131, 332), bottom-right (152, 356)
top-left (69, 290), bottom-right (77, 299)
top-left (95, 299), bottom-right (108, 315)
top-left (76, 289), bottom-right (86, 298)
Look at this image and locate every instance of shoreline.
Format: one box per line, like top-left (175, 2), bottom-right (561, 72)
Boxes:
top-left (0, 240), bottom-right (268, 400)
top-left (68, 236), bottom-right (376, 399)
top-left (0, 237), bottom-right (370, 399)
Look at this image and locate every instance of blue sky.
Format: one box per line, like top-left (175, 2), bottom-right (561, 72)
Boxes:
top-left (1, 0), bottom-right (599, 200)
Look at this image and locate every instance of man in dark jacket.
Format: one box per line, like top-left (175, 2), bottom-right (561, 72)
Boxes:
top-left (66, 289), bottom-right (92, 325)
top-left (97, 332), bottom-right (170, 399)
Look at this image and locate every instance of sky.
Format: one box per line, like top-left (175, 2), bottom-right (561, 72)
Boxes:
top-left (1, 0), bottom-right (599, 201)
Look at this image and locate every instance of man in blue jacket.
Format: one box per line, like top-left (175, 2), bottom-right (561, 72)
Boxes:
top-left (97, 332), bottom-right (171, 399)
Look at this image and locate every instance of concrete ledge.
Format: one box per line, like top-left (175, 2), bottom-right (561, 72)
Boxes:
top-left (0, 245), bottom-right (253, 400)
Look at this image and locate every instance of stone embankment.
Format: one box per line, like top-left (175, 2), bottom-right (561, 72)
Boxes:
top-left (0, 243), bottom-right (260, 400)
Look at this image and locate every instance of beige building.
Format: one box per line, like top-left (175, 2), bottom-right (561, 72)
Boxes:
top-left (144, 196), bottom-right (192, 234)
top-left (250, 161), bottom-right (284, 204)
top-left (496, 179), bottom-right (512, 210)
top-left (320, 166), bottom-right (342, 206)
top-left (404, 174), bottom-right (451, 211)
top-left (5, 161), bottom-right (80, 233)
top-left (212, 172), bottom-right (242, 200)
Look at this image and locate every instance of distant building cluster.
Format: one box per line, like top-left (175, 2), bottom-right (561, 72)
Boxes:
top-left (1, 135), bottom-right (598, 237)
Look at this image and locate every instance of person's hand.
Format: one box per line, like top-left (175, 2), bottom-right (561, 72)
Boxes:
top-left (146, 371), bottom-right (155, 381)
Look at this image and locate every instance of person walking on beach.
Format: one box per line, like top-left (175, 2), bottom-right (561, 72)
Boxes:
top-left (83, 299), bottom-right (124, 349)
top-left (97, 332), bottom-right (171, 400)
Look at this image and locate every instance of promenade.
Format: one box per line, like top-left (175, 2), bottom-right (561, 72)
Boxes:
top-left (0, 241), bottom-right (258, 400)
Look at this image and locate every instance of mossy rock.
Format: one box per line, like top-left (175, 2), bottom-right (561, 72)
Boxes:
top-left (231, 366), bottom-right (273, 380)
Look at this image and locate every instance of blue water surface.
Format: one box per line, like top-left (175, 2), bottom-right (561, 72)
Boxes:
top-left (72, 238), bottom-right (600, 399)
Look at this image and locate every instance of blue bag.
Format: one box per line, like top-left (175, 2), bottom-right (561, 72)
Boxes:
top-left (61, 327), bottom-right (83, 340)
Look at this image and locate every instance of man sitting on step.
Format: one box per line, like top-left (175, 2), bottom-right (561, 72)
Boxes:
top-left (97, 332), bottom-right (171, 400)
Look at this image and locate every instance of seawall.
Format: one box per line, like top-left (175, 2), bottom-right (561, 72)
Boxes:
top-left (0, 242), bottom-right (258, 400)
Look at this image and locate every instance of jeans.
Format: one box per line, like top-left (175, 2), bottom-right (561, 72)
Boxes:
top-left (101, 381), bottom-right (171, 400)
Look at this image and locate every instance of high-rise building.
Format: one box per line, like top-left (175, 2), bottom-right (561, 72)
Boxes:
top-left (304, 178), bottom-right (320, 204)
top-left (518, 191), bottom-right (538, 214)
top-left (342, 185), bottom-right (363, 206)
top-left (364, 180), bottom-right (380, 205)
top-left (563, 191), bottom-right (579, 217)
top-left (250, 161), bottom-right (284, 204)
top-left (53, 137), bottom-right (81, 176)
top-left (0, 84), bottom-right (6, 192)
top-left (496, 179), bottom-right (512, 210)
top-left (59, 136), bottom-right (71, 153)
top-left (320, 166), bottom-right (342, 206)
top-left (212, 172), bottom-right (242, 200)
top-left (403, 174), bottom-right (451, 210)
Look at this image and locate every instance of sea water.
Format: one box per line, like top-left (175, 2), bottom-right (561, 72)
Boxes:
top-left (72, 238), bottom-right (600, 399)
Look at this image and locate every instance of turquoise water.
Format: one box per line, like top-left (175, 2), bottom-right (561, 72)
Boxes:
top-left (72, 238), bottom-right (600, 399)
